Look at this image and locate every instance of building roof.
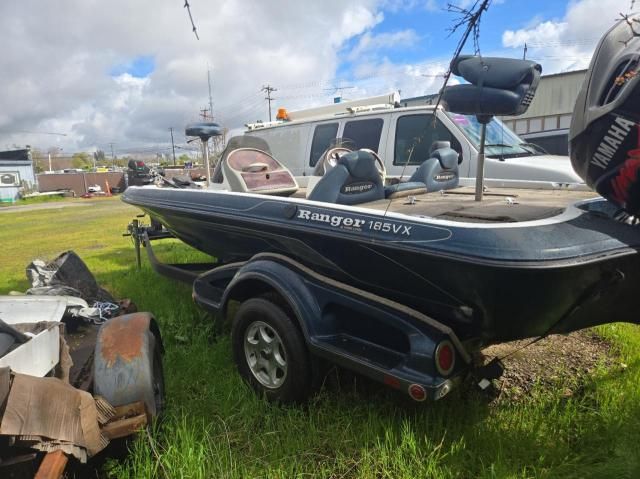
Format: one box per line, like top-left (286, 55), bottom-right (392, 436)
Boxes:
top-left (0, 149), bottom-right (30, 162)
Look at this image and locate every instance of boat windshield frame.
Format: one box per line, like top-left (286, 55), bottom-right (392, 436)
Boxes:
top-left (444, 111), bottom-right (542, 159)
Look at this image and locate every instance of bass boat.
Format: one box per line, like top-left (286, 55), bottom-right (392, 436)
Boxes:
top-left (123, 19), bottom-right (640, 348)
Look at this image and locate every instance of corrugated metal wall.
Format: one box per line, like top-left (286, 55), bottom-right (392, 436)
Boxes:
top-left (501, 70), bottom-right (587, 138)
top-left (0, 161), bottom-right (36, 202)
top-left (37, 172), bottom-right (125, 196)
top-left (508, 70), bottom-right (587, 119)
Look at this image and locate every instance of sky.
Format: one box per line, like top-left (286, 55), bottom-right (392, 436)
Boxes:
top-left (0, 0), bottom-right (634, 156)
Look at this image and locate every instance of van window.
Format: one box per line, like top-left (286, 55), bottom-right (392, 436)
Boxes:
top-left (394, 114), bottom-right (461, 165)
top-left (343, 119), bottom-right (384, 152)
top-left (309, 123), bottom-right (339, 166)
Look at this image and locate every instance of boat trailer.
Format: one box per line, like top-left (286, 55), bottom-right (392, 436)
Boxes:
top-left (126, 217), bottom-right (502, 403)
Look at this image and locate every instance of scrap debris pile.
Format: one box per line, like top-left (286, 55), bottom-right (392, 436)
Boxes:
top-left (26, 251), bottom-right (125, 323)
top-left (0, 251), bottom-right (160, 477)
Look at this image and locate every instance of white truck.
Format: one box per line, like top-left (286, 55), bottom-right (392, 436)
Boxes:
top-left (245, 92), bottom-right (585, 189)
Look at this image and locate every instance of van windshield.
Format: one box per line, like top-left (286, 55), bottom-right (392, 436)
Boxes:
top-left (445, 112), bottom-right (542, 158)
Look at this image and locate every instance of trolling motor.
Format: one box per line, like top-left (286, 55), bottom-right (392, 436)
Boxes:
top-left (442, 55), bottom-right (542, 201)
top-left (185, 122), bottom-right (223, 188)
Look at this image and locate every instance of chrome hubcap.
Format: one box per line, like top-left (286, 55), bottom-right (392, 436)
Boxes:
top-left (244, 321), bottom-right (287, 389)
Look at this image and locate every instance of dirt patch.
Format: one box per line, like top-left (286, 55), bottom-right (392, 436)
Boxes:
top-left (480, 329), bottom-right (617, 402)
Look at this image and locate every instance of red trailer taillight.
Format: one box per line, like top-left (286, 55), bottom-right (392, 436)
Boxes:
top-left (435, 340), bottom-right (455, 376)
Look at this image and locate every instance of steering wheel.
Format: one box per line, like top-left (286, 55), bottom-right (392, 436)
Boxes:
top-left (314, 147), bottom-right (353, 176)
top-left (360, 148), bottom-right (387, 184)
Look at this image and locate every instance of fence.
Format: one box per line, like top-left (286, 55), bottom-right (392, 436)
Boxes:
top-left (37, 172), bottom-right (126, 196)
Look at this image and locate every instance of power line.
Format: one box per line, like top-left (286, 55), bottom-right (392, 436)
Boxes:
top-left (0, 130), bottom-right (67, 137)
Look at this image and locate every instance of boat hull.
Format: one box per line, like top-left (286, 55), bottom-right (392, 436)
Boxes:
top-left (123, 187), bottom-right (640, 344)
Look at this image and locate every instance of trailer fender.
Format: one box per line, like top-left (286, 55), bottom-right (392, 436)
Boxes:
top-left (221, 259), bottom-right (322, 340)
top-left (94, 312), bottom-right (165, 417)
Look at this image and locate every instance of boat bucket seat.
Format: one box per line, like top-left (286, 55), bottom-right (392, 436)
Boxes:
top-left (212, 135), bottom-right (273, 184)
top-left (222, 147), bottom-right (298, 196)
top-left (384, 142), bottom-right (459, 198)
top-left (408, 141), bottom-right (460, 192)
top-left (308, 150), bottom-right (384, 205)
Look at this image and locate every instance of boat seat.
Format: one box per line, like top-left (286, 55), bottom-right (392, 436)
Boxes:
top-left (408, 142), bottom-right (460, 192)
top-left (451, 55), bottom-right (541, 90)
top-left (212, 135), bottom-right (273, 184)
top-left (222, 148), bottom-right (298, 196)
top-left (185, 122), bottom-right (223, 139)
top-left (308, 150), bottom-right (384, 205)
top-left (443, 56), bottom-right (541, 116)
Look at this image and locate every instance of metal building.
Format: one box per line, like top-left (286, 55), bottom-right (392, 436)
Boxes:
top-left (0, 149), bottom-right (36, 203)
top-left (500, 69), bottom-right (587, 155)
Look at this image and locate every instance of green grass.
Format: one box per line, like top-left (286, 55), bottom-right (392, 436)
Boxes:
top-left (0, 193), bottom-right (70, 207)
top-left (1, 196), bottom-right (639, 478)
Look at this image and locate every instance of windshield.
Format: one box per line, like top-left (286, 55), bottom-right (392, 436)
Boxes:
top-left (445, 112), bottom-right (542, 158)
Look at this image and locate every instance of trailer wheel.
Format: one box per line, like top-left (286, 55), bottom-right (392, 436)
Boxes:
top-left (231, 298), bottom-right (311, 403)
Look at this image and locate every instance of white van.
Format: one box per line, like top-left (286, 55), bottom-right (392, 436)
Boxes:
top-left (245, 93), bottom-right (584, 189)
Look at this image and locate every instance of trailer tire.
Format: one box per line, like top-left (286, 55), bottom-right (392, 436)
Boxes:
top-left (231, 298), bottom-right (311, 403)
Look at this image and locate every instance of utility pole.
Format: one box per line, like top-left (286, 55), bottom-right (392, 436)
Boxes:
top-left (207, 65), bottom-right (214, 120)
top-left (200, 107), bottom-right (211, 120)
top-left (169, 127), bottom-right (177, 166)
top-left (109, 143), bottom-right (115, 168)
top-left (523, 42), bottom-right (528, 60)
top-left (261, 84), bottom-right (277, 122)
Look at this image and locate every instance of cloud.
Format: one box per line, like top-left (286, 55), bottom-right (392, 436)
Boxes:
top-left (0, 0), bottom-right (385, 153)
top-left (347, 29), bottom-right (421, 61)
top-left (501, 0), bottom-right (631, 74)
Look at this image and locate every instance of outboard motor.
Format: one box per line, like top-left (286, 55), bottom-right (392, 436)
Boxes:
top-left (570, 16), bottom-right (640, 215)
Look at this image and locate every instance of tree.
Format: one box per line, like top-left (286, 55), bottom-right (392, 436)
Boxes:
top-left (31, 148), bottom-right (45, 173)
top-left (115, 156), bottom-right (131, 168)
top-left (177, 153), bottom-right (190, 165)
top-left (71, 152), bottom-right (92, 170)
top-left (94, 150), bottom-right (106, 165)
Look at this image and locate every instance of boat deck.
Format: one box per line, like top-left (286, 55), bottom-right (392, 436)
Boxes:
top-left (294, 186), bottom-right (598, 223)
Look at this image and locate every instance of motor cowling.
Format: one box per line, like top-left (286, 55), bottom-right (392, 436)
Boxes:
top-left (570, 16), bottom-right (640, 215)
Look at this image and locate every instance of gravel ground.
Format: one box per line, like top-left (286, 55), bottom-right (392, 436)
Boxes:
top-left (480, 330), bottom-right (618, 401)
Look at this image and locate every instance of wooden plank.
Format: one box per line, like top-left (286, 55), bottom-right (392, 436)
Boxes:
top-left (34, 450), bottom-right (68, 479)
top-left (112, 400), bottom-right (146, 420)
top-left (101, 413), bottom-right (147, 440)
